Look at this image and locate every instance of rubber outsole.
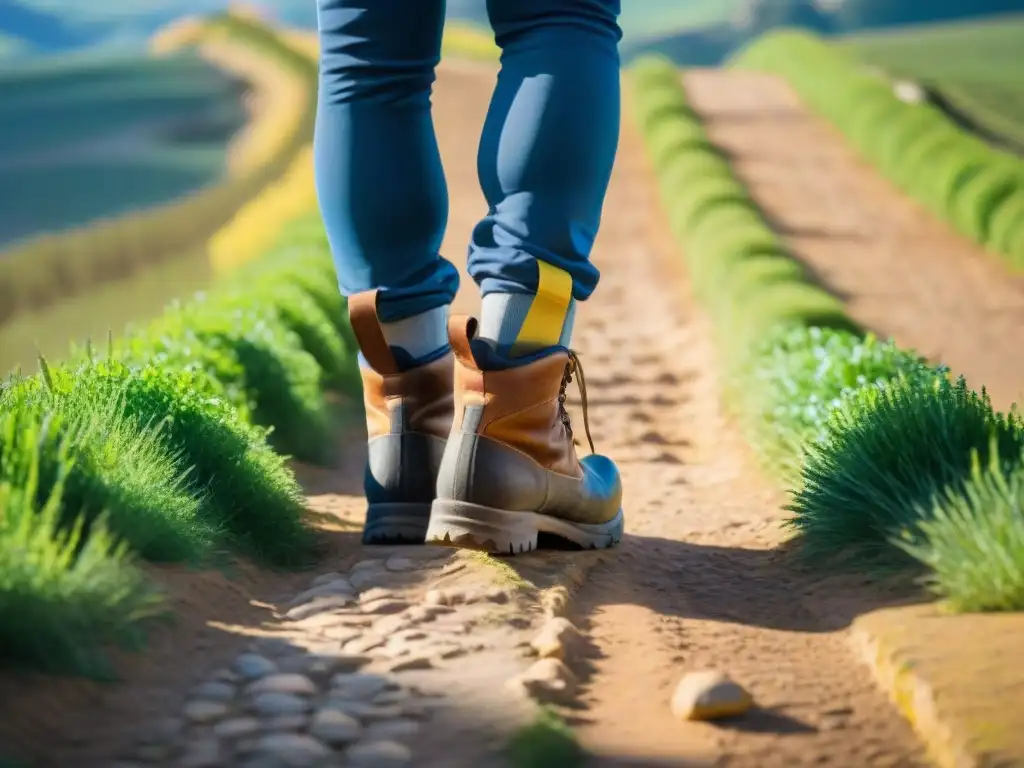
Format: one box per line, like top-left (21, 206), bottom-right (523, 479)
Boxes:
top-left (362, 502), bottom-right (431, 545)
top-left (424, 499), bottom-right (624, 555)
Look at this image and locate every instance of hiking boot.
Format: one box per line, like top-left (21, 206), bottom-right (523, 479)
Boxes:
top-left (426, 315), bottom-right (624, 553)
top-left (348, 291), bottom-right (454, 544)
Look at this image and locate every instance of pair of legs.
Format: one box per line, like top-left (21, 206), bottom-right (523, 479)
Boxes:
top-left (314, 0), bottom-right (625, 552)
top-left (314, 0), bottom-right (621, 356)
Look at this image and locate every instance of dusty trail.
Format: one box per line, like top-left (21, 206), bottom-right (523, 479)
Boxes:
top-left (540, 81), bottom-right (925, 767)
top-left (0, 63), bottom-right (929, 768)
top-left (684, 70), bottom-right (1024, 412)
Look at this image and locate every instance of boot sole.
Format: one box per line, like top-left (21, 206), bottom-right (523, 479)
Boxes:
top-left (425, 500), bottom-right (624, 554)
top-left (363, 503), bottom-right (430, 545)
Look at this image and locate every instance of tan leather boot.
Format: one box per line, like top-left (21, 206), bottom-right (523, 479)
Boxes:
top-left (425, 315), bottom-right (624, 553)
top-left (348, 291), bottom-right (454, 544)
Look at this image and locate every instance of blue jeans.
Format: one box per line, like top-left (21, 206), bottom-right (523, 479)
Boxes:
top-left (313, 0), bottom-right (622, 322)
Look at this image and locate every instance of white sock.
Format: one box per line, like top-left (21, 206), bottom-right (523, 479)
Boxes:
top-left (379, 305), bottom-right (449, 367)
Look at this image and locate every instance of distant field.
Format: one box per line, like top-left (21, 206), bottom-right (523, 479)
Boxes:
top-left (0, 51), bottom-right (247, 248)
top-left (618, 0), bottom-right (742, 40)
top-left (841, 14), bottom-right (1024, 145)
top-left (0, 245), bottom-right (211, 375)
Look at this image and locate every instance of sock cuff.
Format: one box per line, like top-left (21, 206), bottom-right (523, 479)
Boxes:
top-left (373, 305), bottom-right (449, 370)
top-left (478, 292), bottom-right (577, 354)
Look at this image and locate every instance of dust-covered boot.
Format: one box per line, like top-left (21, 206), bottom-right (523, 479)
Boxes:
top-left (426, 315), bottom-right (624, 553)
top-left (348, 291), bottom-right (454, 544)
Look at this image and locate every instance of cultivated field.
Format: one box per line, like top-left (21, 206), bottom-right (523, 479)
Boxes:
top-left (0, 52), bottom-right (246, 247)
top-left (841, 14), bottom-right (1024, 145)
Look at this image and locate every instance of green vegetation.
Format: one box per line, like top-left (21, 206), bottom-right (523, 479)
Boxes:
top-left (0, 211), bottom-right (354, 676)
top-left (0, 12), bottom-right (316, 327)
top-left (840, 14), bottom-right (1024, 146)
top-left (629, 56), bottom-right (1024, 611)
top-left (730, 29), bottom-right (1024, 270)
top-left (505, 707), bottom-right (584, 768)
top-left (0, 52), bottom-right (246, 247)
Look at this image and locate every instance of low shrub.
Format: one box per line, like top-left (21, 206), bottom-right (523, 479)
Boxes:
top-left (67, 359), bottom-right (314, 567)
top-left (730, 30), bottom-right (1024, 270)
top-left (0, 373), bottom-right (210, 564)
top-left (630, 55), bottom-right (1024, 609)
top-left (137, 295), bottom-right (333, 464)
top-left (0, 406), bottom-right (164, 676)
top-left (0, 201), bottom-right (355, 672)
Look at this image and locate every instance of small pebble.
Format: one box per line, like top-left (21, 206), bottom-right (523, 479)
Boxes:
top-left (247, 673), bottom-right (318, 697)
top-left (309, 708), bottom-right (362, 745)
top-left (287, 579), bottom-right (355, 609)
top-left (670, 670), bottom-right (753, 721)
top-left (183, 700), bottom-right (228, 724)
top-left (213, 668), bottom-right (241, 684)
top-left (250, 692), bottom-right (312, 717)
top-left (234, 653), bottom-right (278, 680)
top-left (264, 713), bottom-right (310, 732)
top-left (347, 739), bottom-right (412, 767)
top-left (254, 733), bottom-right (330, 766)
top-left (312, 571), bottom-right (345, 587)
top-left (213, 717), bottom-right (260, 739)
top-left (350, 569), bottom-right (387, 590)
top-left (285, 595), bottom-right (355, 621)
top-left (506, 658), bottom-right (578, 705)
top-left (351, 559), bottom-right (385, 573)
top-left (329, 672), bottom-right (394, 700)
top-left (530, 617), bottom-right (583, 661)
top-left (250, 637), bottom-right (297, 658)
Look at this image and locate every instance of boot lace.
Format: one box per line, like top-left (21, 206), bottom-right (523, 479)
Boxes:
top-left (558, 350), bottom-right (595, 455)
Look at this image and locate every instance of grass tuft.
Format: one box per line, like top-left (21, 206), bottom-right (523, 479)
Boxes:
top-left (0, 406), bottom-right (165, 677)
top-left (0, 373), bottom-right (210, 564)
top-left (789, 376), bottom-right (1024, 567)
top-left (505, 707), bottom-right (584, 768)
top-left (898, 446), bottom-right (1024, 612)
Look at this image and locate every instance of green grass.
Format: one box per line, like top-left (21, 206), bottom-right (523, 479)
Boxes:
top-left (730, 29), bottom-right (1024, 270)
top-left (0, 406), bottom-right (164, 677)
top-left (899, 447), bottom-right (1024, 612)
top-left (629, 56), bottom-right (1024, 611)
top-left (0, 210), bottom-right (354, 676)
top-left (505, 707), bottom-right (584, 768)
top-left (840, 14), bottom-right (1024, 146)
top-left (0, 50), bottom-right (246, 247)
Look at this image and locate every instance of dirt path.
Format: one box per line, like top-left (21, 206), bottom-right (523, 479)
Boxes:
top-left (0, 62), bottom-right (931, 768)
top-left (683, 70), bottom-right (1024, 412)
